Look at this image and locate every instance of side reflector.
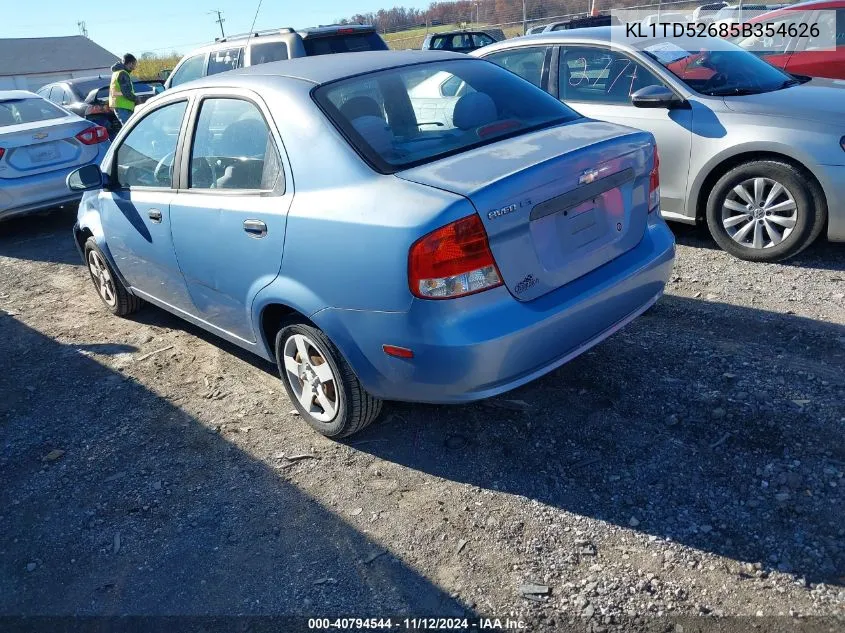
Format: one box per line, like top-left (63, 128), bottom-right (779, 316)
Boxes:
top-left (383, 345), bottom-right (414, 359)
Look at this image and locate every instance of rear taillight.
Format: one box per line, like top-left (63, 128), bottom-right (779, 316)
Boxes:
top-left (85, 104), bottom-right (110, 116)
top-left (648, 147), bottom-right (660, 213)
top-left (409, 214), bottom-right (502, 300)
top-left (0, 148), bottom-right (4, 160)
top-left (75, 126), bottom-right (109, 145)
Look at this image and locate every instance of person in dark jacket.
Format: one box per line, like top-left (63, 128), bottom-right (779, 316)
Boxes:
top-left (109, 54), bottom-right (138, 127)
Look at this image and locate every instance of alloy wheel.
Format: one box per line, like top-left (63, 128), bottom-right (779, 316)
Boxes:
top-left (87, 250), bottom-right (117, 307)
top-left (282, 333), bottom-right (339, 422)
top-left (721, 177), bottom-right (797, 249)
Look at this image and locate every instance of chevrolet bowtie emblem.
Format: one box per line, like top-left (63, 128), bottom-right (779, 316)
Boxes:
top-left (33, 132), bottom-right (48, 140)
top-left (579, 168), bottom-right (600, 185)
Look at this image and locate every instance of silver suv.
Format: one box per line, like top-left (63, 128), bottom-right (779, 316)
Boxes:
top-left (164, 24), bottom-right (388, 89)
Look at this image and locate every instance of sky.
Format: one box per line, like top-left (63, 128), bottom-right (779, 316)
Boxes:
top-left (2, 0), bottom-right (432, 58)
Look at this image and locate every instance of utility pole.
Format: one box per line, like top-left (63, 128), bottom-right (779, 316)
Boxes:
top-left (77, 21), bottom-right (88, 38)
top-left (210, 9), bottom-right (226, 38)
top-left (522, 0), bottom-right (527, 35)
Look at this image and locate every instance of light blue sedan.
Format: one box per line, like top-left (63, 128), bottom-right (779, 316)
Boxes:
top-left (67, 51), bottom-right (675, 438)
top-left (0, 90), bottom-right (110, 221)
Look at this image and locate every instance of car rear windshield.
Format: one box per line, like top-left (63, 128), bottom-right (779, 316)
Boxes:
top-left (303, 32), bottom-right (388, 56)
top-left (0, 98), bottom-right (67, 127)
top-left (313, 59), bottom-right (581, 173)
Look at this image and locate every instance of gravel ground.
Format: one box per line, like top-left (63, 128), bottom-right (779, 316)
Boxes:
top-left (1, 209), bottom-right (843, 629)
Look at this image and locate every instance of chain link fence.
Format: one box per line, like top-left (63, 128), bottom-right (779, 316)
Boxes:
top-left (374, 0), bottom-right (784, 49)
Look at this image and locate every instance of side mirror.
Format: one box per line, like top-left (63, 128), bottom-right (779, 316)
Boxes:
top-left (631, 85), bottom-right (683, 109)
top-left (67, 164), bottom-right (104, 192)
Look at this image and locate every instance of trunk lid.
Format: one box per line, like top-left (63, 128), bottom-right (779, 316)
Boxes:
top-left (0, 117), bottom-right (99, 180)
top-left (397, 120), bottom-right (656, 302)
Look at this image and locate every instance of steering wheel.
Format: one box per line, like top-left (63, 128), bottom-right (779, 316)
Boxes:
top-left (701, 72), bottom-right (729, 92)
top-left (153, 151), bottom-right (175, 185)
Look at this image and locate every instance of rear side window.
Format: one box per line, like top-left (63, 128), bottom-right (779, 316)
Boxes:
top-left (207, 47), bottom-right (244, 76)
top-left (170, 54), bottom-right (207, 87)
top-left (0, 98), bottom-right (67, 127)
top-left (484, 47), bottom-right (549, 87)
top-left (250, 41), bottom-right (289, 64)
top-left (303, 32), bottom-right (387, 56)
top-left (314, 59), bottom-right (580, 173)
top-left (115, 101), bottom-right (187, 188)
top-left (473, 33), bottom-right (495, 47)
top-left (189, 98), bottom-right (282, 191)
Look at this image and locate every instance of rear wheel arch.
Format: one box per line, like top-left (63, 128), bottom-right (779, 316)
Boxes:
top-left (259, 302), bottom-right (315, 356)
top-left (693, 151), bottom-right (827, 228)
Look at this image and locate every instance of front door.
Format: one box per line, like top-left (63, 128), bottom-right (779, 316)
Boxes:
top-left (556, 46), bottom-right (693, 217)
top-left (169, 94), bottom-right (291, 343)
top-left (99, 99), bottom-right (194, 311)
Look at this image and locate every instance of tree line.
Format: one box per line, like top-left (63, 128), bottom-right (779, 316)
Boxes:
top-left (337, 0), bottom-right (616, 32)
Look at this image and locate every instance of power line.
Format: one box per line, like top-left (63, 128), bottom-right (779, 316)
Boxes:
top-left (209, 9), bottom-right (226, 38)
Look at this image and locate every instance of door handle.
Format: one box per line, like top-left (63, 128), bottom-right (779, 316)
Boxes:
top-left (148, 209), bottom-right (162, 223)
top-left (243, 219), bottom-right (267, 238)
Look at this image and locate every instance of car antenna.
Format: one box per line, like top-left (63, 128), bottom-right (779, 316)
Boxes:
top-left (245, 0), bottom-right (265, 54)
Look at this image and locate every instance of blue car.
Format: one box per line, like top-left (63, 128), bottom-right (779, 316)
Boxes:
top-left (67, 50), bottom-right (675, 438)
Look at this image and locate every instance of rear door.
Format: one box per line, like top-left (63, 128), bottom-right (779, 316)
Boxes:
top-left (98, 98), bottom-right (194, 311)
top-left (555, 45), bottom-right (692, 217)
top-left (169, 92), bottom-right (291, 342)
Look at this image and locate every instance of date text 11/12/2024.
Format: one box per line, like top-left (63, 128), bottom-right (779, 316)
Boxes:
top-left (308, 618), bottom-right (527, 630)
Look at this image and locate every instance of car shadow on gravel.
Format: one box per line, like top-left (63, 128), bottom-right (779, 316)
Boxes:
top-left (0, 313), bottom-right (468, 617)
top-left (669, 223), bottom-right (845, 272)
top-left (354, 295), bottom-right (845, 587)
top-left (0, 208), bottom-right (81, 266)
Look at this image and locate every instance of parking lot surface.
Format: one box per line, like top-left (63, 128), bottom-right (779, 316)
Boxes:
top-left (1, 210), bottom-right (843, 624)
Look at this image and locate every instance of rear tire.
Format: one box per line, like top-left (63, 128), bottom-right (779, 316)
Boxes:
top-left (275, 323), bottom-right (382, 438)
top-left (705, 160), bottom-right (823, 262)
top-left (84, 238), bottom-right (142, 316)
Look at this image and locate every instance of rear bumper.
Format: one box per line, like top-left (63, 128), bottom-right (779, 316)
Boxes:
top-left (816, 164), bottom-right (845, 242)
top-left (0, 152), bottom-right (105, 221)
top-left (315, 220), bottom-right (675, 403)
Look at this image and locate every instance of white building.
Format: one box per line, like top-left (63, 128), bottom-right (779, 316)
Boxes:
top-left (0, 36), bottom-right (118, 92)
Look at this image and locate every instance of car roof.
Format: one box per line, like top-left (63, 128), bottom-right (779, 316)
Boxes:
top-left (182, 49), bottom-right (465, 87)
top-left (511, 26), bottom-right (615, 43)
top-left (753, 0), bottom-right (845, 14)
top-left (428, 30), bottom-right (496, 36)
top-left (0, 90), bottom-right (40, 100)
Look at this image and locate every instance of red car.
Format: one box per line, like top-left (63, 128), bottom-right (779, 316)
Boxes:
top-left (735, 0), bottom-right (845, 79)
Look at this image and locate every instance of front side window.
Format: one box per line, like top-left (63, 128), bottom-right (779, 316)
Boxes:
top-left (169, 54), bottom-right (207, 87)
top-left (207, 47), bottom-right (244, 76)
top-left (0, 98), bottom-right (67, 127)
top-left (115, 100), bottom-right (187, 188)
top-left (189, 98), bottom-right (282, 191)
top-left (314, 59), bottom-right (581, 173)
top-left (560, 46), bottom-right (665, 104)
top-left (250, 41), bottom-right (289, 65)
top-left (484, 47), bottom-right (549, 88)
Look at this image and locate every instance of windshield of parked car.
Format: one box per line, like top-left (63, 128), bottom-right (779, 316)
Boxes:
top-left (314, 59), bottom-right (582, 173)
top-left (0, 98), bottom-right (67, 127)
top-left (638, 38), bottom-right (795, 96)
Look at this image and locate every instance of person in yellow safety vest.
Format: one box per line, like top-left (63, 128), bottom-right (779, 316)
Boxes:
top-left (109, 53), bottom-right (139, 128)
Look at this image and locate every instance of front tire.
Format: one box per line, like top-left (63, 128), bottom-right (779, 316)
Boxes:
top-left (705, 160), bottom-right (824, 262)
top-left (275, 323), bottom-right (382, 438)
top-left (84, 238), bottom-right (142, 316)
